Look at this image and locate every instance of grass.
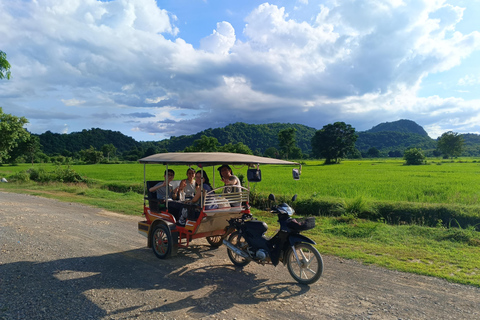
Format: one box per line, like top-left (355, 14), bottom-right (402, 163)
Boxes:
top-left (4, 159), bottom-right (480, 206)
top-left (256, 211), bottom-right (480, 287)
top-left (2, 159), bottom-right (480, 287)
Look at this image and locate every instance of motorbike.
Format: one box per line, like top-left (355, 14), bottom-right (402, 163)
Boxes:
top-left (223, 194), bottom-right (323, 285)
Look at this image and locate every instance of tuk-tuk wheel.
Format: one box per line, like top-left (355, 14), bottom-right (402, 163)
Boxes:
top-left (206, 236), bottom-right (223, 248)
top-left (151, 224), bottom-right (172, 259)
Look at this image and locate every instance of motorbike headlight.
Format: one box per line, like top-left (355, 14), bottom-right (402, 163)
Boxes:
top-left (278, 204), bottom-right (294, 216)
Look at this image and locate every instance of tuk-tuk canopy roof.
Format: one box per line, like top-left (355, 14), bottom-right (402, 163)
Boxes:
top-left (139, 152), bottom-right (299, 167)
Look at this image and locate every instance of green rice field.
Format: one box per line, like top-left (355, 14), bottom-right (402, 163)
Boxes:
top-left (2, 158), bottom-right (480, 206)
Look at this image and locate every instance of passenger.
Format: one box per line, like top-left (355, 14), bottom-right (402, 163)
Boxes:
top-left (190, 170), bottom-right (213, 204)
top-left (223, 175), bottom-right (241, 207)
top-left (149, 169), bottom-right (175, 201)
top-left (178, 170), bottom-right (214, 225)
top-left (172, 168), bottom-right (196, 200)
top-left (218, 164), bottom-right (241, 194)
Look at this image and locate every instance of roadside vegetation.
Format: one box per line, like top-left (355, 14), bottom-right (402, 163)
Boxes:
top-left (2, 159), bottom-right (480, 287)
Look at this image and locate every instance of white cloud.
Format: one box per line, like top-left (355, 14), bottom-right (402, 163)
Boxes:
top-left (458, 74), bottom-right (480, 86)
top-left (200, 21), bottom-right (236, 55)
top-left (1, 0), bottom-right (480, 141)
top-left (145, 96), bottom-right (169, 104)
top-left (61, 98), bottom-right (86, 106)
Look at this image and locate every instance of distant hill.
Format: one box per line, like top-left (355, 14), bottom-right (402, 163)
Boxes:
top-left (37, 128), bottom-right (140, 155)
top-left (355, 120), bottom-right (436, 153)
top-left (152, 122), bottom-right (317, 154)
top-left (460, 133), bottom-right (480, 156)
top-left (34, 120), bottom-right (480, 157)
top-left (366, 119), bottom-right (429, 136)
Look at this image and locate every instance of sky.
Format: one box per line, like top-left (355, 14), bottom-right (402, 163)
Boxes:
top-left (1, 0), bottom-right (480, 142)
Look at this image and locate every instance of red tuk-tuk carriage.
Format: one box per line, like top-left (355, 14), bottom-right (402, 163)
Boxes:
top-left (137, 152), bottom-right (299, 259)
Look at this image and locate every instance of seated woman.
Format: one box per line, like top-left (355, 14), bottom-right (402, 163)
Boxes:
top-left (178, 170), bottom-right (214, 225)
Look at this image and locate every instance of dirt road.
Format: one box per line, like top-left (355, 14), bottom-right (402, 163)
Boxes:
top-left (1, 191), bottom-right (479, 319)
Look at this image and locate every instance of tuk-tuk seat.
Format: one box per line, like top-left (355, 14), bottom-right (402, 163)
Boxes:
top-left (145, 180), bottom-right (181, 212)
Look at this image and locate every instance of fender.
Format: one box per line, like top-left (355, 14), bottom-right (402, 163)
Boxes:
top-left (288, 233), bottom-right (316, 246)
top-left (280, 233), bottom-right (317, 266)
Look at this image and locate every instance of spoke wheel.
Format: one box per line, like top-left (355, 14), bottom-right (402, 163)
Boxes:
top-left (226, 231), bottom-right (250, 267)
top-left (286, 243), bottom-right (323, 285)
top-left (151, 224), bottom-right (172, 259)
top-left (206, 235), bottom-right (223, 248)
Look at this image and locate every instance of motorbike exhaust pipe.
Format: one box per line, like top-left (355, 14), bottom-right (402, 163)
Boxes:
top-left (223, 239), bottom-right (250, 259)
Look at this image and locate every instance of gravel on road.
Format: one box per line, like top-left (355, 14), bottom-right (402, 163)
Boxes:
top-left (1, 191), bottom-right (479, 320)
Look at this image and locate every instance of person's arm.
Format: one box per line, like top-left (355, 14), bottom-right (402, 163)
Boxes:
top-left (172, 180), bottom-right (186, 200)
top-left (190, 185), bottom-right (202, 203)
top-left (149, 180), bottom-right (166, 192)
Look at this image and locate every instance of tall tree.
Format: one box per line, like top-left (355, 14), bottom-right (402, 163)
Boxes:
top-left (101, 143), bottom-right (117, 161)
top-left (437, 131), bottom-right (464, 158)
top-left (9, 135), bottom-right (41, 165)
top-left (0, 107), bottom-right (30, 164)
top-left (278, 128), bottom-right (296, 159)
top-left (184, 135), bottom-right (220, 152)
top-left (263, 147), bottom-right (279, 159)
top-left (219, 142), bottom-right (253, 154)
top-left (0, 51), bottom-right (11, 80)
top-left (80, 146), bottom-right (103, 164)
top-left (311, 122), bottom-right (357, 164)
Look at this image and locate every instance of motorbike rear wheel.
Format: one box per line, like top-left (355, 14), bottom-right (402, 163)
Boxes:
top-left (226, 231), bottom-right (250, 267)
top-left (286, 243), bottom-right (323, 285)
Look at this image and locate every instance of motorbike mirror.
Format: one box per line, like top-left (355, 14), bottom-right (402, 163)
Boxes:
top-left (292, 194), bottom-right (297, 202)
top-left (268, 194), bottom-right (275, 202)
top-left (247, 168), bottom-right (262, 182)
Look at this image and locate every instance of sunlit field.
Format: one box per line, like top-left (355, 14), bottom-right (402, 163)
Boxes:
top-left (2, 159), bottom-right (480, 207)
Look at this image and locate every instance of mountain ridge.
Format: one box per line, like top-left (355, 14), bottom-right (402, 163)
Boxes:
top-left (35, 120), bottom-right (480, 157)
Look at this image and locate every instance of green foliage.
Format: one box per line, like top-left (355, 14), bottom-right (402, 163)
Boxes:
top-left (184, 135), bottom-right (220, 152)
top-left (10, 166), bottom-right (86, 183)
top-left (366, 147), bottom-right (380, 158)
top-left (437, 131), bottom-right (464, 158)
top-left (24, 119), bottom-right (480, 162)
top-left (79, 146), bottom-right (103, 164)
top-left (367, 119), bottom-right (429, 136)
top-left (278, 127), bottom-right (296, 159)
top-left (157, 122), bottom-right (317, 154)
top-left (311, 122), bottom-right (357, 164)
top-left (101, 143), bottom-right (117, 161)
top-left (263, 147), bottom-right (279, 158)
top-left (218, 142), bottom-right (253, 154)
top-left (0, 50), bottom-right (11, 80)
top-left (403, 148), bottom-right (425, 165)
top-left (0, 107), bottom-right (30, 164)
top-left (356, 131), bottom-right (436, 154)
top-left (37, 128), bottom-right (139, 156)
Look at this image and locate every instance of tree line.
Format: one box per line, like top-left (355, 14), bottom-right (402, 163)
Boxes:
top-left (0, 105), bottom-right (467, 166)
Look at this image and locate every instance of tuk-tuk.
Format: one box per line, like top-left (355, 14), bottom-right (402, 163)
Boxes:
top-left (137, 152), bottom-right (299, 259)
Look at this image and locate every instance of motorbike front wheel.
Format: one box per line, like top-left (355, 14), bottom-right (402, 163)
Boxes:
top-left (286, 243), bottom-right (323, 285)
top-left (206, 236), bottom-right (223, 247)
top-left (226, 231), bottom-right (250, 267)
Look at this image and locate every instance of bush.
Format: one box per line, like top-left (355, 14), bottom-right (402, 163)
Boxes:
top-left (10, 171), bottom-right (30, 182)
top-left (11, 166), bottom-right (87, 183)
top-left (53, 167), bottom-right (85, 183)
top-left (403, 148), bottom-right (425, 165)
